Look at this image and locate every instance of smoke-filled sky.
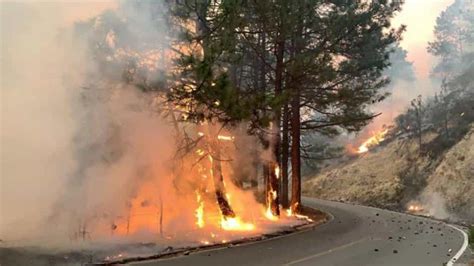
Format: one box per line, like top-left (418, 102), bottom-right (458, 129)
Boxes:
top-left (393, 0), bottom-right (454, 80)
top-left (0, 0), bottom-right (118, 241)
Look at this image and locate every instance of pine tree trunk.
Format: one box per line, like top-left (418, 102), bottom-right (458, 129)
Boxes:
top-left (267, 36), bottom-right (285, 216)
top-left (281, 103), bottom-right (290, 208)
top-left (290, 7), bottom-right (303, 213)
top-left (290, 87), bottom-right (301, 213)
top-left (266, 161), bottom-right (280, 216)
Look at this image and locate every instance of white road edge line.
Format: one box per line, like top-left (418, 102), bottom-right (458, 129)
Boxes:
top-left (446, 224), bottom-right (469, 266)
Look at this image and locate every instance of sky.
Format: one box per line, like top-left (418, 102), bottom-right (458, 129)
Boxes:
top-left (0, 0), bottom-right (451, 79)
top-left (35, 0), bottom-right (454, 85)
top-left (392, 0), bottom-right (455, 80)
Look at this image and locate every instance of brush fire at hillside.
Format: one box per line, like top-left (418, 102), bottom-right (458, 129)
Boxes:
top-left (356, 129), bottom-right (389, 154)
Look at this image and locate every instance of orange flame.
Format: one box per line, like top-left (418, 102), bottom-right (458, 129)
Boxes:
top-left (195, 192), bottom-right (205, 228)
top-left (265, 189), bottom-right (279, 221)
top-left (407, 204), bottom-right (423, 212)
top-left (357, 129), bottom-right (388, 153)
top-left (220, 217), bottom-right (255, 231)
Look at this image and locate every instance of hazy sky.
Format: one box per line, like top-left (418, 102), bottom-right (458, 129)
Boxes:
top-left (42, 0), bottom-right (453, 81)
top-left (393, 0), bottom-right (455, 79)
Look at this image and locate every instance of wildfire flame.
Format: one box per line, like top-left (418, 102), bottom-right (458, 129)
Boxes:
top-left (220, 217), bottom-right (255, 231)
top-left (357, 129), bottom-right (388, 153)
top-left (407, 204), bottom-right (423, 212)
top-left (265, 208), bottom-right (279, 221)
top-left (265, 189), bottom-right (279, 221)
top-left (195, 192), bottom-right (205, 228)
top-left (196, 149), bottom-right (205, 156)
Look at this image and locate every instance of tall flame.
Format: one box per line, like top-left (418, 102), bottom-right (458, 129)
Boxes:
top-left (265, 189), bottom-right (279, 221)
top-left (195, 192), bottom-right (205, 228)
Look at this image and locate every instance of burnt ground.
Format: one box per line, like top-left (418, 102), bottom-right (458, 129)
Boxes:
top-left (0, 208), bottom-right (329, 266)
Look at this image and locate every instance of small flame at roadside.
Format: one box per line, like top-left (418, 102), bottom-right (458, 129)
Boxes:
top-left (407, 204), bottom-right (423, 212)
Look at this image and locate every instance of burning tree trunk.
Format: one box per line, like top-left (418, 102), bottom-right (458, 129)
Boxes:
top-left (208, 147), bottom-right (235, 218)
top-left (204, 125), bottom-right (236, 219)
top-left (266, 161), bottom-right (280, 216)
top-left (266, 29), bottom-right (285, 217)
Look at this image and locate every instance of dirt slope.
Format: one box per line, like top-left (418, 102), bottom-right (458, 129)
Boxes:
top-left (422, 125), bottom-right (474, 221)
top-left (303, 126), bottom-right (473, 222)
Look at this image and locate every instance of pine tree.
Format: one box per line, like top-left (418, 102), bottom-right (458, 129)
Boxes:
top-left (167, 0), bottom-right (404, 214)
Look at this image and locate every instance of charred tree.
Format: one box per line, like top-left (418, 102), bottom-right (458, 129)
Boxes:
top-left (207, 128), bottom-right (236, 218)
top-left (265, 161), bottom-right (280, 216)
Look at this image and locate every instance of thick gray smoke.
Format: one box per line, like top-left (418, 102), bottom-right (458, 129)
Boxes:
top-left (0, 1), bottom-right (176, 246)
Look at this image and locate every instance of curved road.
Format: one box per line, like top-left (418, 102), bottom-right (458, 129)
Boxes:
top-left (134, 197), bottom-right (471, 266)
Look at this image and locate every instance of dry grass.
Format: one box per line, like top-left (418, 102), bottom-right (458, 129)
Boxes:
top-left (423, 125), bottom-right (474, 221)
top-left (303, 126), bottom-right (473, 219)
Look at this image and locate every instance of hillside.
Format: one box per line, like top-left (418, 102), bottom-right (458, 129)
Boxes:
top-left (422, 125), bottom-right (474, 221)
top-left (303, 125), bottom-right (474, 222)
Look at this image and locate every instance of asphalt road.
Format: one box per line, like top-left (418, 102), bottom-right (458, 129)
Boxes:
top-left (134, 197), bottom-right (471, 266)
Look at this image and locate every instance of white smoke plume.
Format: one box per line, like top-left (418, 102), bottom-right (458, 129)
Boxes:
top-left (1, 1), bottom-right (188, 246)
top-left (1, 1), bottom-right (116, 243)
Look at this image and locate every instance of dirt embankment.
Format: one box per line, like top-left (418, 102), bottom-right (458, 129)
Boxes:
top-left (422, 126), bottom-right (474, 221)
top-left (303, 125), bottom-right (474, 222)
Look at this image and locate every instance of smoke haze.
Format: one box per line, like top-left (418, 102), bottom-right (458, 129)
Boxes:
top-left (1, 1), bottom-right (115, 242)
top-left (0, 1), bottom-right (180, 246)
